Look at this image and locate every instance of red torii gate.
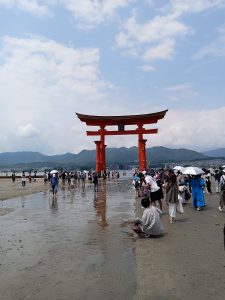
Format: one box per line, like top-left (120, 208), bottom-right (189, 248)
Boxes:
top-left (76, 110), bottom-right (168, 173)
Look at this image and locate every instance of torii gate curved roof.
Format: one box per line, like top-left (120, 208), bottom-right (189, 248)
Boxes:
top-left (76, 109), bottom-right (168, 126)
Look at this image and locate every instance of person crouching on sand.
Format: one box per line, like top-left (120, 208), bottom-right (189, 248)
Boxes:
top-left (50, 174), bottom-right (58, 199)
top-left (131, 197), bottom-right (164, 238)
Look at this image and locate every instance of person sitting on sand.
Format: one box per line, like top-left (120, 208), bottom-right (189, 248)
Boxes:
top-left (50, 174), bottom-right (58, 198)
top-left (131, 197), bottom-right (164, 238)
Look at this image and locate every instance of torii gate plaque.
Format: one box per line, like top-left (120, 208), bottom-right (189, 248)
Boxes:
top-left (76, 110), bottom-right (168, 172)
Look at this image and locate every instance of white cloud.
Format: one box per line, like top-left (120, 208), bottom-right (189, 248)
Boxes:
top-left (52, 0), bottom-right (133, 29)
top-left (143, 39), bottom-right (176, 61)
top-left (170, 0), bottom-right (225, 17)
top-left (0, 36), bottom-right (116, 154)
top-left (0, 0), bottom-right (132, 25)
top-left (17, 123), bottom-right (40, 138)
top-left (149, 107), bottom-right (225, 151)
top-left (0, 0), bottom-right (51, 16)
top-left (193, 24), bottom-right (225, 59)
top-left (166, 83), bottom-right (198, 101)
top-left (139, 65), bottom-right (155, 72)
top-left (115, 12), bottom-right (190, 62)
top-left (117, 14), bottom-right (189, 45)
top-left (115, 0), bottom-right (225, 64)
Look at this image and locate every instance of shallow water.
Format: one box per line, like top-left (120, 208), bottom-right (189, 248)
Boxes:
top-left (0, 178), bottom-right (137, 300)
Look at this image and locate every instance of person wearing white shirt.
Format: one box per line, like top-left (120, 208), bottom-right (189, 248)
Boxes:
top-left (131, 197), bottom-right (164, 238)
top-left (145, 173), bottom-right (164, 210)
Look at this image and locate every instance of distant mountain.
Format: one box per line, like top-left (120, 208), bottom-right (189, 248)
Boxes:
top-left (0, 151), bottom-right (49, 165)
top-left (146, 146), bottom-right (207, 162)
top-left (0, 147), bottom-right (209, 169)
top-left (202, 148), bottom-right (225, 158)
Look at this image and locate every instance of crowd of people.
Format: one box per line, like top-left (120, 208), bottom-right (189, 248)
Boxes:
top-left (131, 167), bottom-right (225, 238)
top-left (9, 166), bottom-right (225, 237)
top-left (10, 169), bottom-right (122, 197)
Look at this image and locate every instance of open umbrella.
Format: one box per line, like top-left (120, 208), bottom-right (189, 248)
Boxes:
top-left (173, 166), bottom-right (185, 173)
top-left (50, 169), bottom-right (59, 174)
top-left (182, 166), bottom-right (204, 176)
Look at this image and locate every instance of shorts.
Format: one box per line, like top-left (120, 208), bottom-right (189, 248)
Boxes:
top-left (150, 189), bottom-right (163, 202)
top-left (52, 185), bottom-right (58, 193)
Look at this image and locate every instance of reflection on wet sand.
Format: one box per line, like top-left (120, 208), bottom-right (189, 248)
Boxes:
top-left (93, 181), bottom-right (107, 228)
top-left (50, 198), bottom-right (58, 213)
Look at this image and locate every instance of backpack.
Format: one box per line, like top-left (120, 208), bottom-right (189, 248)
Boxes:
top-left (134, 180), bottom-right (140, 188)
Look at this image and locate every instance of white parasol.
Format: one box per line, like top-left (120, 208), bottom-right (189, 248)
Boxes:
top-left (50, 169), bottom-right (59, 174)
top-left (182, 166), bottom-right (204, 176)
top-left (173, 166), bottom-right (185, 172)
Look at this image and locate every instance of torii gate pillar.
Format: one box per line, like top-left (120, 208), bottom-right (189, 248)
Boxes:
top-left (138, 124), bottom-right (147, 171)
top-left (100, 126), bottom-right (107, 172)
top-left (94, 141), bottom-right (101, 173)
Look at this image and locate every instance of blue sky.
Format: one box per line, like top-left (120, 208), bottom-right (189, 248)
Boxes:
top-left (0, 0), bottom-right (225, 154)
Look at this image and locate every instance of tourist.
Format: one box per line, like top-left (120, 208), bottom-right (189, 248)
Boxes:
top-left (178, 184), bottom-right (187, 205)
top-left (131, 197), bottom-right (164, 238)
top-left (50, 174), bottom-right (58, 198)
top-left (81, 172), bottom-right (86, 187)
top-left (133, 173), bottom-right (141, 197)
top-left (67, 172), bottom-right (71, 185)
top-left (43, 172), bottom-right (48, 184)
top-left (21, 172), bottom-right (26, 187)
top-left (71, 172), bottom-right (75, 188)
top-left (28, 172), bottom-right (32, 183)
top-left (177, 171), bottom-right (186, 186)
top-left (189, 175), bottom-right (205, 211)
top-left (61, 171), bottom-right (66, 185)
top-left (93, 172), bottom-right (99, 192)
top-left (165, 170), bottom-right (178, 223)
top-left (145, 170), bottom-right (163, 211)
top-left (214, 170), bottom-right (221, 193)
top-left (204, 171), bottom-right (212, 194)
top-left (218, 169), bottom-right (225, 212)
top-left (11, 172), bottom-right (16, 182)
top-left (33, 171), bottom-right (37, 182)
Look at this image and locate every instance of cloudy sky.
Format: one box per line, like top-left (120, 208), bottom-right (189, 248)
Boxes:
top-left (0, 0), bottom-right (225, 154)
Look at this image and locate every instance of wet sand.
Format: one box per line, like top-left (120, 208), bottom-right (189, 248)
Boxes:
top-left (0, 178), bottom-right (49, 201)
top-left (134, 184), bottom-right (225, 300)
top-left (0, 178), bottom-right (225, 299)
top-left (0, 178), bottom-right (136, 300)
